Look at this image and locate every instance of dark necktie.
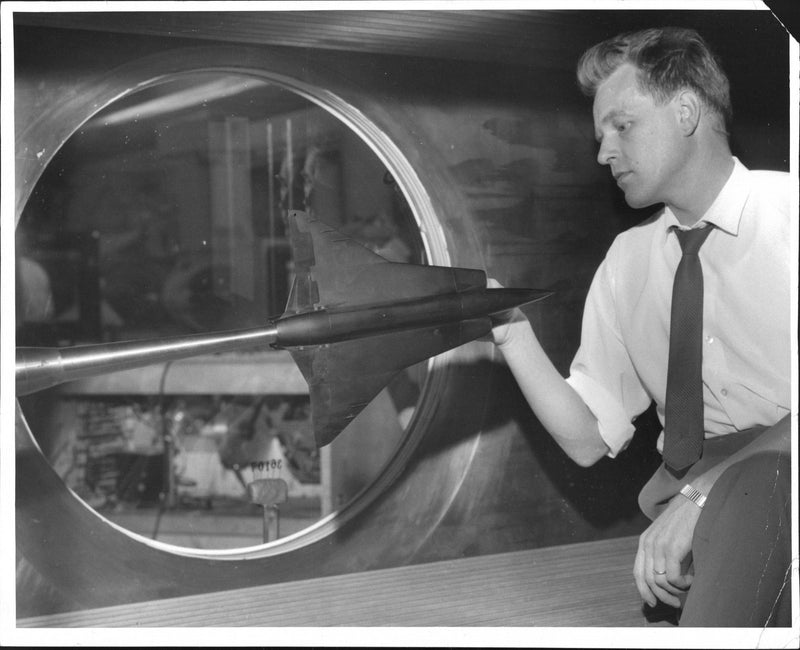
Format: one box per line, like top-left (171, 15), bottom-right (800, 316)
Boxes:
top-left (663, 225), bottom-right (714, 477)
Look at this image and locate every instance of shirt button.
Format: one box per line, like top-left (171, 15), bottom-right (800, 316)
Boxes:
top-left (706, 335), bottom-right (714, 344)
top-left (721, 388), bottom-right (728, 397)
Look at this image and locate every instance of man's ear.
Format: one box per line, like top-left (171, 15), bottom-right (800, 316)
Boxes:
top-left (676, 89), bottom-right (702, 136)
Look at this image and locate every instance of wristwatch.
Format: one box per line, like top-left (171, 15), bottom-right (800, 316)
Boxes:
top-left (680, 484), bottom-right (707, 509)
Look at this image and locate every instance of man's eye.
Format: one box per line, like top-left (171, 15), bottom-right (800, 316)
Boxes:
top-left (616, 121), bottom-right (631, 133)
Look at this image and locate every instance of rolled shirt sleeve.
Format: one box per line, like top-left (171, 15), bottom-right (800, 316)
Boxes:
top-left (566, 241), bottom-right (652, 457)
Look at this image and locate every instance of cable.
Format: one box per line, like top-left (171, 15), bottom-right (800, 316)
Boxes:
top-left (151, 359), bottom-right (174, 540)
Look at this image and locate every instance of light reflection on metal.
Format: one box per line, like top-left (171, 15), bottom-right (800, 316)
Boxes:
top-left (94, 76), bottom-right (265, 126)
top-left (16, 326), bottom-right (279, 396)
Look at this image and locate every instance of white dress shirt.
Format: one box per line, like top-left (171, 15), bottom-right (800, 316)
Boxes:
top-left (566, 158), bottom-right (792, 457)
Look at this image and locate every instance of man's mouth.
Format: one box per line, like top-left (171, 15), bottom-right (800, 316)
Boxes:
top-left (614, 171), bottom-right (631, 184)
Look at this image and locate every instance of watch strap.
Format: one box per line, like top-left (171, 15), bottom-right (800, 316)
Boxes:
top-left (679, 483), bottom-right (707, 509)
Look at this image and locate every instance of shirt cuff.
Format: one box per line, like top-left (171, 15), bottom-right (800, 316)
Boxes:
top-left (566, 370), bottom-right (636, 457)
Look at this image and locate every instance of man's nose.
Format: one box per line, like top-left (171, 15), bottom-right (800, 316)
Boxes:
top-left (596, 137), bottom-right (616, 166)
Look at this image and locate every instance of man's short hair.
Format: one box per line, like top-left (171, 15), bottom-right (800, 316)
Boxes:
top-left (576, 27), bottom-right (732, 133)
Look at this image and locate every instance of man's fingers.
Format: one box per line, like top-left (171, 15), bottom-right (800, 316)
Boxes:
top-left (654, 573), bottom-right (688, 598)
top-left (643, 561), bottom-right (677, 605)
top-left (633, 546), bottom-right (657, 607)
top-left (664, 555), bottom-right (692, 591)
top-left (635, 497), bottom-right (699, 611)
top-left (649, 581), bottom-right (682, 608)
top-left (637, 534), bottom-right (690, 609)
top-left (648, 556), bottom-right (687, 597)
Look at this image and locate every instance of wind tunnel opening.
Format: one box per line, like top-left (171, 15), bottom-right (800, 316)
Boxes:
top-left (16, 70), bottom-right (443, 556)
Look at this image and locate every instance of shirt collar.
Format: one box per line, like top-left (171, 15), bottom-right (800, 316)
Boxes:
top-left (662, 157), bottom-right (750, 236)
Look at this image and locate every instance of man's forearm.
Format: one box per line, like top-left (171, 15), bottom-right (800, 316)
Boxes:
top-left (496, 316), bottom-right (610, 466)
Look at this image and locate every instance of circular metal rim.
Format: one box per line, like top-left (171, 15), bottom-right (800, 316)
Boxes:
top-left (15, 58), bottom-right (457, 560)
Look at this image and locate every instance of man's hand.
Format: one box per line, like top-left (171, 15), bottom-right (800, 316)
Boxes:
top-left (633, 492), bottom-right (702, 608)
top-left (486, 278), bottom-right (527, 348)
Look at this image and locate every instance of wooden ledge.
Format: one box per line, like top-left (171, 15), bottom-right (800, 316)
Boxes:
top-left (18, 536), bottom-right (676, 627)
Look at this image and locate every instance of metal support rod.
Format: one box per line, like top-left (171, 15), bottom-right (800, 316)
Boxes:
top-left (262, 505), bottom-right (280, 543)
top-left (15, 325), bottom-right (279, 396)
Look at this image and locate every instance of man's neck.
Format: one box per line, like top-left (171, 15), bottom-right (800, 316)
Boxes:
top-left (668, 141), bottom-right (734, 227)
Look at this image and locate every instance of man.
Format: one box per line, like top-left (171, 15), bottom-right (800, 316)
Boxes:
top-left (491, 27), bottom-right (792, 626)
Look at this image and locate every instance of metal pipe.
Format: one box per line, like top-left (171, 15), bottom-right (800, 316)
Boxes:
top-left (16, 326), bottom-right (279, 396)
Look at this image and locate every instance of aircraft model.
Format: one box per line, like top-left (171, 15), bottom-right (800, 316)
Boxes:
top-left (16, 211), bottom-right (551, 447)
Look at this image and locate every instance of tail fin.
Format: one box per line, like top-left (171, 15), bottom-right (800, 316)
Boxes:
top-left (289, 318), bottom-right (491, 447)
top-left (284, 210), bottom-right (486, 315)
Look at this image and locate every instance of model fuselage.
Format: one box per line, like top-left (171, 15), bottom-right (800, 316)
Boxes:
top-left (15, 286), bottom-right (545, 397)
top-left (274, 287), bottom-right (542, 347)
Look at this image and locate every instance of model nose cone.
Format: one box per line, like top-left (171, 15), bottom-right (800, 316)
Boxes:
top-left (480, 287), bottom-right (554, 315)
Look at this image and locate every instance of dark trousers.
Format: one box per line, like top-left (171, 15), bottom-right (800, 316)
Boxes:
top-left (681, 450), bottom-right (792, 626)
top-left (638, 429), bottom-right (792, 627)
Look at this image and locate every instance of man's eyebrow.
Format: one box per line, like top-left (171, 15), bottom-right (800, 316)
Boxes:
top-left (599, 108), bottom-right (632, 125)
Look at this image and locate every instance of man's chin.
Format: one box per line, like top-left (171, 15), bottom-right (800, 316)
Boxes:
top-left (622, 190), bottom-right (656, 210)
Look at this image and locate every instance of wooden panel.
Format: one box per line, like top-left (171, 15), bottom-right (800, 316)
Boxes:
top-left (17, 536), bottom-right (673, 627)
